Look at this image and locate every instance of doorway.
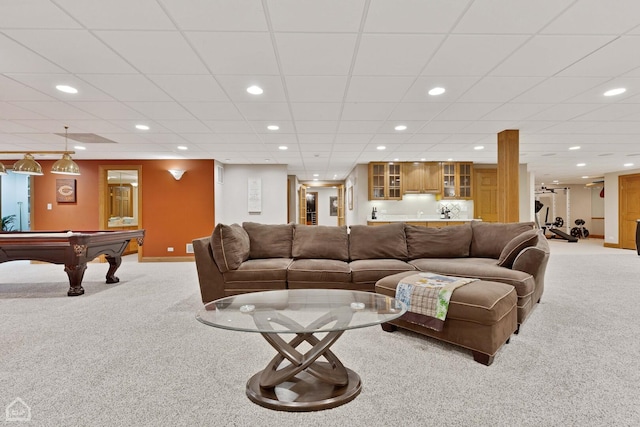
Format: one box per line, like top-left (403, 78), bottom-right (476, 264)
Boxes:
top-left (298, 184), bottom-right (345, 226)
top-left (99, 165), bottom-right (142, 257)
top-left (306, 192), bottom-right (318, 225)
top-left (619, 173), bottom-right (640, 250)
top-left (1, 172), bottom-right (30, 231)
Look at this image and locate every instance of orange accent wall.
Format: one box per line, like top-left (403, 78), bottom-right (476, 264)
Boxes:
top-left (30, 159), bottom-right (215, 259)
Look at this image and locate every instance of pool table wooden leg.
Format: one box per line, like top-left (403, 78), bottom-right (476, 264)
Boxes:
top-left (65, 263), bottom-right (87, 296)
top-left (105, 255), bottom-right (122, 284)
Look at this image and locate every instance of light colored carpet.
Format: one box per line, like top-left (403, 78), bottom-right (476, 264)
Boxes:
top-left (1, 239), bottom-right (639, 426)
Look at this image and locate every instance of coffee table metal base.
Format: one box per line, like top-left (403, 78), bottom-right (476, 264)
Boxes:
top-left (246, 362), bottom-right (361, 411)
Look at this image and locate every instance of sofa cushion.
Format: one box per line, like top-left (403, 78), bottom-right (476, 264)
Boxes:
top-left (405, 223), bottom-right (472, 259)
top-left (470, 221), bottom-right (535, 258)
top-left (210, 223), bottom-right (250, 273)
top-left (349, 259), bottom-right (415, 285)
top-left (243, 222), bottom-right (294, 259)
top-left (287, 259), bottom-right (351, 283)
top-left (349, 223), bottom-right (408, 261)
top-left (292, 225), bottom-right (349, 261)
top-left (497, 229), bottom-right (539, 268)
top-left (222, 258), bottom-right (292, 283)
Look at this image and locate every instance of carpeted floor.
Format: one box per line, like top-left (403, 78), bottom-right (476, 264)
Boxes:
top-left (1, 239), bottom-right (639, 426)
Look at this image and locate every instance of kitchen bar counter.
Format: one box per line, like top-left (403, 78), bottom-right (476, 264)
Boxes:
top-left (367, 218), bottom-right (479, 227)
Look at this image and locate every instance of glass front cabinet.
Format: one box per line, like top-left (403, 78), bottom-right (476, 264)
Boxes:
top-left (368, 162), bottom-right (402, 200)
top-left (442, 162), bottom-right (473, 199)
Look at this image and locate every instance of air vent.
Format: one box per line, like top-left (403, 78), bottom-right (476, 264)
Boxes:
top-left (54, 133), bottom-right (118, 144)
top-left (626, 153), bottom-right (640, 157)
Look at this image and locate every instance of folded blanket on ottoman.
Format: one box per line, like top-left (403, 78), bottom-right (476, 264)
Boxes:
top-left (396, 273), bottom-right (478, 331)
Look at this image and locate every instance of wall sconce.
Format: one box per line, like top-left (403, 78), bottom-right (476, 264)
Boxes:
top-left (168, 169), bottom-right (185, 180)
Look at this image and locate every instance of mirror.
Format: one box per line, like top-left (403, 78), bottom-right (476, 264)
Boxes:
top-left (107, 170), bottom-right (139, 228)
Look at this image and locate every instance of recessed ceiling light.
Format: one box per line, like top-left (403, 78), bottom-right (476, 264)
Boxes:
top-left (474, 146), bottom-right (485, 150)
top-left (447, 158), bottom-right (453, 161)
top-left (135, 124), bottom-right (150, 130)
top-left (569, 146), bottom-right (581, 150)
top-left (394, 125), bottom-right (407, 131)
top-left (177, 146), bottom-right (188, 150)
top-left (313, 178), bottom-right (318, 181)
top-left (313, 174), bottom-right (319, 177)
top-left (553, 180), bottom-right (559, 183)
top-left (420, 158), bottom-right (426, 161)
top-left (56, 85), bottom-right (78, 94)
top-left (604, 88), bottom-right (626, 97)
top-left (278, 146), bottom-right (288, 150)
top-left (267, 125), bottom-right (279, 130)
top-left (577, 163), bottom-right (586, 167)
top-left (582, 176), bottom-right (589, 179)
top-left (264, 159), bottom-right (270, 162)
top-left (247, 85), bottom-right (263, 95)
top-left (393, 158), bottom-right (399, 161)
top-left (428, 87), bottom-right (445, 96)
top-left (74, 145), bottom-right (86, 150)
top-left (624, 163), bottom-right (634, 167)
top-left (377, 146), bottom-right (386, 150)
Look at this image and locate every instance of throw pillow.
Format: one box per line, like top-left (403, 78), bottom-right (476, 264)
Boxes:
top-left (292, 225), bottom-right (349, 260)
top-left (497, 229), bottom-right (539, 268)
top-left (349, 222), bottom-right (408, 261)
top-left (242, 222), bottom-right (294, 259)
top-left (405, 223), bottom-right (472, 259)
top-left (210, 223), bottom-right (250, 273)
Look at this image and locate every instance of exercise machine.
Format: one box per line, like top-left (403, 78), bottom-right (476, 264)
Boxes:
top-left (536, 200), bottom-right (578, 242)
top-left (570, 219), bottom-right (590, 239)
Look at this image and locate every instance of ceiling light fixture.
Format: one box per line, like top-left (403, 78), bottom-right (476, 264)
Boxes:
top-left (428, 87), bottom-right (445, 96)
top-left (74, 145), bottom-right (86, 150)
top-left (376, 146), bottom-right (386, 150)
top-left (247, 85), bottom-right (263, 95)
top-left (51, 126), bottom-right (81, 175)
top-left (267, 125), bottom-right (279, 130)
top-left (12, 154), bottom-right (43, 176)
top-left (177, 146), bottom-right (188, 150)
top-left (313, 174), bottom-right (319, 177)
top-left (603, 88), bottom-right (626, 97)
top-left (624, 163), bottom-right (634, 167)
top-left (569, 146), bottom-right (581, 150)
top-left (394, 125), bottom-right (407, 131)
top-left (0, 162), bottom-right (6, 175)
top-left (278, 146), bottom-right (288, 150)
top-left (474, 146), bottom-right (485, 150)
top-left (577, 163), bottom-right (586, 167)
top-left (56, 84), bottom-right (78, 94)
top-left (135, 124), bottom-right (150, 130)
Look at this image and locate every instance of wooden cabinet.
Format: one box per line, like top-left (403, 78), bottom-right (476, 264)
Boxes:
top-left (368, 162), bottom-right (402, 200)
top-left (402, 162), bottom-right (441, 194)
top-left (442, 162), bottom-right (473, 199)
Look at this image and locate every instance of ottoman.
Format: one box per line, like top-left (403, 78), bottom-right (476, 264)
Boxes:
top-left (375, 271), bottom-right (518, 366)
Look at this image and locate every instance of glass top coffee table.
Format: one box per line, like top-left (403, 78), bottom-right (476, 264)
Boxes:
top-left (196, 289), bottom-right (406, 412)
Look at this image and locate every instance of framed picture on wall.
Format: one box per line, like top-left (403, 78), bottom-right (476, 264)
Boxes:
top-left (56, 179), bottom-right (76, 203)
top-left (329, 196), bottom-right (338, 216)
top-left (348, 186), bottom-right (353, 210)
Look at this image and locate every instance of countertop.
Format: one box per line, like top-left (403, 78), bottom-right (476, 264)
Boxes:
top-left (367, 218), bottom-right (478, 222)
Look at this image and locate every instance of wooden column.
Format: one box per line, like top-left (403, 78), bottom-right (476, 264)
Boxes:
top-left (497, 129), bottom-right (519, 223)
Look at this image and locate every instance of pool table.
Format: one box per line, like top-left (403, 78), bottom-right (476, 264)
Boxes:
top-left (0, 230), bottom-right (145, 296)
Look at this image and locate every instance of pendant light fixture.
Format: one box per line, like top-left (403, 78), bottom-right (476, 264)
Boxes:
top-left (12, 154), bottom-right (44, 176)
top-left (0, 162), bottom-right (6, 175)
top-left (51, 126), bottom-right (80, 175)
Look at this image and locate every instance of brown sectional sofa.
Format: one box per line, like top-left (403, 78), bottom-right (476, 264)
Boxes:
top-left (193, 221), bottom-right (550, 363)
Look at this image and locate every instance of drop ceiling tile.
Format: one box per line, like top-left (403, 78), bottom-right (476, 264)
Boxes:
top-left (260, 134), bottom-right (298, 145)
top-left (297, 134), bottom-right (335, 145)
top-left (95, 31), bottom-right (208, 74)
top-left (491, 35), bottom-right (616, 77)
top-left (57, 0), bottom-right (175, 30)
top-left (416, 121), bottom-right (473, 133)
top-left (187, 32), bottom-right (278, 75)
top-left (77, 74), bottom-right (172, 102)
top-left (275, 33), bottom-right (357, 75)
top-left (69, 102), bottom-right (146, 120)
top-left (4, 73), bottom-right (114, 102)
top-left (168, 133), bottom-right (227, 144)
top-left (388, 103), bottom-right (447, 121)
top-left (331, 143), bottom-right (367, 152)
top-left (152, 120), bottom-right (212, 133)
top-left (527, 104), bottom-right (606, 121)
top-left (341, 102), bottom-right (396, 121)
top-left (181, 102), bottom-right (245, 121)
top-left (453, 0), bottom-right (574, 34)
top-left (364, 0), bottom-right (469, 33)
top-left (337, 121), bottom-right (383, 133)
top-left (542, 0), bottom-right (640, 34)
top-left (0, 75), bottom-right (55, 102)
top-left (0, 120), bottom-right (40, 133)
top-left (559, 36), bottom-right (640, 77)
top-left (235, 102), bottom-right (292, 121)
top-left (346, 77), bottom-right (414, 103)
top-left (203, 120), bottom-right (253, 133)
top-left (160, 0), bottom-right (267, 31)
top-left (293, 121), bottom-right (338, 133)
top-left (0, 34), bottom-right (65, 73)
top-left (291, 103), bottom-right (341, 121)
top-left (285, 76), bottom-right (348, 103)
top-left (435, 103), bottom-right (502, 121)
top-left (334, 134), bottom-right (374, 144)
top-left (9, 101), bottom-right (97, 120)
top-left (512, 76), bottom-right (609, 103)
top-left (405, 134), bottom-right (449, 144)
top-left (565, 77), bottom-right (640, 103)
top-left (147, 75), bottom-right (227, 102)
top-left (269, 0), bottom-right (364, 32)
top-left (481, 103), bottom-right (553, 121)
top-left (4, 30), bottom-right (138, 74)
top-left (457, 77), bottom-right (545, 103)
top-left (124, 102), bottom-right (195, 120)
top-left (353, 34), bottom-right (443, 76)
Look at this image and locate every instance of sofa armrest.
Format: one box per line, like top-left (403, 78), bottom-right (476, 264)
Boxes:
top-left (192, 236), bottom-right (226, 304)
top-left (511, 231), bottom-right (550, 303)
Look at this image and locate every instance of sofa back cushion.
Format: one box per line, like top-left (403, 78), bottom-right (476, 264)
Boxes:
top-left (292, 225), bottom-right (349, 261)
top-left (242, 222), bottom-right (293, 259)
top-left (211, 223), bottom-right (250, 273)
top-left (470, 221), bottom-right (535, 258)
top-left (497, 229), bottom-right (540, 268)
top-left (405, 223), bottom-right (472, 259)
top-left (349, 223), bottom-right (408, 261)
